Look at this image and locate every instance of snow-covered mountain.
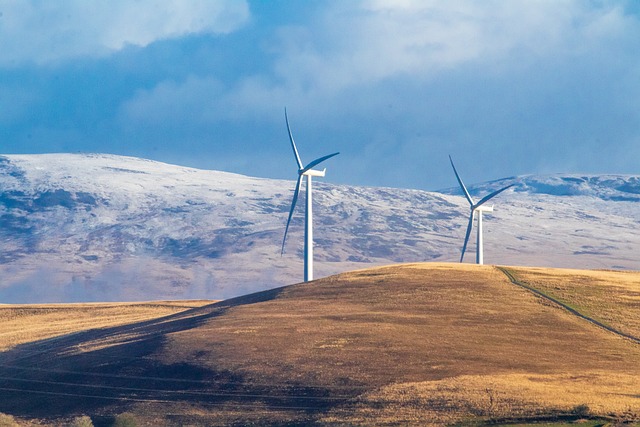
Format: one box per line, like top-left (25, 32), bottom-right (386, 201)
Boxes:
top-left (1, 153), bottom-right (638, 303)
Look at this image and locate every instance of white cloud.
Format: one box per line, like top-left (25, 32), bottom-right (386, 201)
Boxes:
top-left (312, 1), bottom-right (631, 86)
top-left (217, 0), bottom-right (624, 108)
top-left (124, 0), bottom-right (633, 125)
top-left (117, 1), bottom-right (640, 140)
top-left (0, 0), bottom-right (250, 65)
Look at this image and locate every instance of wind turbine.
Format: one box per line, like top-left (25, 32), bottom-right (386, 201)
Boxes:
top-left (281, 108), bottom-right (339, 282)
top-left (449, 155), bottom-right (513, 265)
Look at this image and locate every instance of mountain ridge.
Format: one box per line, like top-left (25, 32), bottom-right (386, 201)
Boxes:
top-left (443, 173), bottom-right (640, 201)
top-left (0, 153), bottom-right (638, 303)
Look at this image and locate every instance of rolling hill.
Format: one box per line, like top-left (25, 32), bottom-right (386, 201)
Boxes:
top-left (0, 263), bottom-right (638, 426)
top-left (1, 153), bottom-right (640, 303)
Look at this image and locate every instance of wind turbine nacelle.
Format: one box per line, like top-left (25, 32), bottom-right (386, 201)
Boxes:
top-left (474, 205), bottom-right (494, 213)
top-left (302, 168), bottom-right (327, 177)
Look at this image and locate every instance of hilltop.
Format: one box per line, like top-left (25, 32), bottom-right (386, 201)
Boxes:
top-left (1, 153), bottom-right (640, 302)
top-left (0, 263), bottom-right (638, 425)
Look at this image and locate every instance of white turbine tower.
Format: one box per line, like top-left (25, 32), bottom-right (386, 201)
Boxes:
top-left (281, 108), bottom-right (339, 282)
top-left (449, 155), bottom-right (513, 265)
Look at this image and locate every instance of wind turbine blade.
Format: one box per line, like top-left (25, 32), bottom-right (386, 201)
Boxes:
top-left (281, 175), bottom-right (303, 255)
top-left (301, 152), bottom-right (340, 174)
top-left (460, 212), bottom-right (474, 263)
top-left (285, 108), bottom-right (303, 170)
top-left (474, 184), bottom-right (514, 208)
top-left (449, 155), bottom-right (474, 205)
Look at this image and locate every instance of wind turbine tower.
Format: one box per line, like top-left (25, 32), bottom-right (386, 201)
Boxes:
top-left (449, 155), bottom-right (513, 265)
top-left (281, 109), bottom-right (339, 282)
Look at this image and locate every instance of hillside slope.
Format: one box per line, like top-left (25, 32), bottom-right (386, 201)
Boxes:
top-left (0, 300), bottom-right (212, 351)
top-left (0, 263), bottom-right (638, 425)
top-left (1, 153), bottom-right (640, 302)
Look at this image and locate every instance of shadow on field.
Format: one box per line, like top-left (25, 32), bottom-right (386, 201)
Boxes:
top-left (0, 285), bottom-right (343, 422)
top-left (2, 264), bottom-right (640, 425)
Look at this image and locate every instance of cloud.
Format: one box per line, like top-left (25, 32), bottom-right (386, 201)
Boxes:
top-left (121, 1), bottom-right (639, 123)
top-left (121, 76), bottom-right (225, 125)
top-left (0, 0), bottom-right (250, 65)
top-left (266, 1), bottom-right (635, 94)
top-left (129, 1), bottom-right (635, 118)
top-left (3, 1), bottom-right (639, 190)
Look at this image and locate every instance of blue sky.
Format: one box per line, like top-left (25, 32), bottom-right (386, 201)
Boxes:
top-left (1, 0), bottom-right (639, 190)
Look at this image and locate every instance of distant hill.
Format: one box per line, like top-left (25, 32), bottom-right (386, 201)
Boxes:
top-left (455, 173), bottom-right (640, 200)
top-left (0, 153), bottom-right (639, 302)
top-left (0, 263), bottom-right (638, 425)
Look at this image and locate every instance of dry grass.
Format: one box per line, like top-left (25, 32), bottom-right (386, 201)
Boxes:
top-left (0, 263), bottom-right (638, 426)
top-left (161, 263), bottom-right (639, 380)
top-left (149, 263), bottom-right (639, 425)
top-left (324, 372), bottom-right (640, 426)
top-left (0, 300), bottom-right (213, 351)
top-left (506, 266), bottom-right (640, 339)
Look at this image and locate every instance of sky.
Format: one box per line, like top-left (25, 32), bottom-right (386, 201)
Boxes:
top-left (1, 0), bottom-right (639, 191)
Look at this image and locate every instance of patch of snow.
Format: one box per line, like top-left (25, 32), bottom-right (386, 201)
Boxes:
top-left (0, 153), bottom-right (638, 302)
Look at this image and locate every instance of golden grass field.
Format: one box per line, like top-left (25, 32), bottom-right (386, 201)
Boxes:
top-left (505, 266), bottom-right (640, 340)
top-left (0, 263), bottom-right (638, 426)
top-left (0, 300), bottom-right (213, 351)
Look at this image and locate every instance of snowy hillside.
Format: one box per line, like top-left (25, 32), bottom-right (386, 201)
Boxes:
top-left (446, 174), bottom-right (640, 201)
top-left (0, 153), bottom-right (639, 303)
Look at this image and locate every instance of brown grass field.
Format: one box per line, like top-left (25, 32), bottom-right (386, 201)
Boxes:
top-left (504, 266), bottom-right (640, 340)
top-left (0, 263), bottom-right (638, 426)
top-left (0, 300), bottom-right (213, 351)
